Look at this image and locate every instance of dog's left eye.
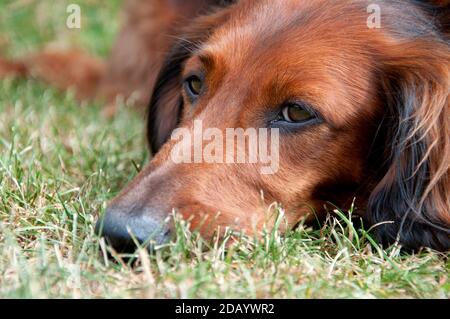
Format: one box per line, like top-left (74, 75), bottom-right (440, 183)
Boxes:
top-left (280, 103), bottom-right (316, 123)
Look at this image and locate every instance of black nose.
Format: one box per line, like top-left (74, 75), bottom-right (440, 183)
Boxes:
top-left (95, 205), bottom-right (172, 253)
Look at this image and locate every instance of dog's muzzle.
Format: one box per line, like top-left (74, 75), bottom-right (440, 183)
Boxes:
top-left (95, 204), bottom-right (172, 253)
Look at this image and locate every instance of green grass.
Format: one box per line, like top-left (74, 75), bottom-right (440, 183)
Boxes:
top-left (0, 0), bottom-right (449, 299)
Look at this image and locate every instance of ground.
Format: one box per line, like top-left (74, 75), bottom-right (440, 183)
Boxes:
top-left (0, 0), bottom-right (448, 298)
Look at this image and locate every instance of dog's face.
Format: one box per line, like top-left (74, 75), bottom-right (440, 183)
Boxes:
top-left (97, 0), bottom-right (450, 251)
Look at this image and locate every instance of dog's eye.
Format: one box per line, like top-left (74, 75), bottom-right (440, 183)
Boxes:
top-left (281, 103), bottom-right (315, 123)
top-left (185, 75), bottom-right (203, 97)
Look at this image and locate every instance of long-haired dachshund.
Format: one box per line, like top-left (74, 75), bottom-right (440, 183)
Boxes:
top-left (1, 0), bottom-right (449, 252)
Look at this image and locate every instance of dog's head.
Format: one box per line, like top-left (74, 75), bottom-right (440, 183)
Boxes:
top-left (97, 0), bottom-right (450, 252)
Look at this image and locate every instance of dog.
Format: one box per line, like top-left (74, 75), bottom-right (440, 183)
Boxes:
top-left (1, 0), bottom-right (449, 252)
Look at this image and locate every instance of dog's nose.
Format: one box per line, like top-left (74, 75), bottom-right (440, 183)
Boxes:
top-left (95, 205), bottom-right (171, 253)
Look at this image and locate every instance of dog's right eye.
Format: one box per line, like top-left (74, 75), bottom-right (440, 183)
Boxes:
top-left (184, 75), bottom-right (203, 98)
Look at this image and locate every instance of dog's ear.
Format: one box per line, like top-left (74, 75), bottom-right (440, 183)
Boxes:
top-left (147, 3), bottom-right (233, 154)
top-left (367, 39), bottom-right (450, 251)
top-left (146, 39), bottom-right (190, 154)
top-left (424, 1), bottom-right (449, 36)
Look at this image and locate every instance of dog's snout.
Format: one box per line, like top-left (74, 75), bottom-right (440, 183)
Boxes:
top-left (95, 205), bottom-right (171, 253)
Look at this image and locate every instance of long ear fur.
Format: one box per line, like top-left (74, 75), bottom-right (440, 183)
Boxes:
top-left (147, 1), bottom-right (234, 154)
top-left (367, 36), bottom-right (450, 251)
top-left (422, 0), bottom-right (450, 37)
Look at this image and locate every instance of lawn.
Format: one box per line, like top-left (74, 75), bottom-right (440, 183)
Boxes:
top-left (0, 0), bottom-right (448, 299)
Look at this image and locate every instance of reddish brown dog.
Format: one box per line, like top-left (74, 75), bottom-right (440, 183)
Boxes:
top-left (2, 0), bottom-right (449, 251)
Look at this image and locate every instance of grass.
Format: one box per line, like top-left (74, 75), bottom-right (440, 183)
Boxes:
top-left (0, 0), bottom-right (449, 299)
